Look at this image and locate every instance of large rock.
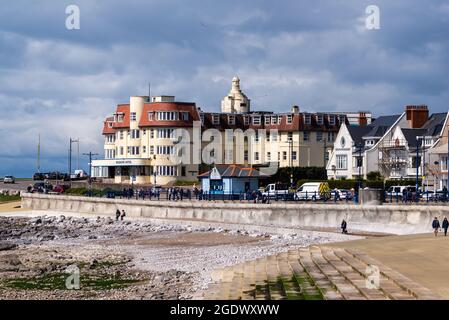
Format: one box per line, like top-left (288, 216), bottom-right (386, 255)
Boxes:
top-left (0, 242), bottom-right (18, 251)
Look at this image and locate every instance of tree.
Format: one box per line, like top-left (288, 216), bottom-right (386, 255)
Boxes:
top-left (367, 171), bottom-right (382, 181)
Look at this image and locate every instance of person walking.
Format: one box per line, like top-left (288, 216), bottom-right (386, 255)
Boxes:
top-left (432, 217), bottom-right (440, 237)
top-left (115, 209), bottom-right (121, 221)
top-left (121, 210), bottom-right (126, 221)
top-left (442, 217), bottom-right (449, 236)
top-left (402, 188), bottom-right (408, 203)
top-left (341, 219), bottom-right (348, 234)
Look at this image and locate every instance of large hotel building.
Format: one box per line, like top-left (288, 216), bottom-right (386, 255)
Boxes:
top-left (92, 77), bottom-right (371, 185)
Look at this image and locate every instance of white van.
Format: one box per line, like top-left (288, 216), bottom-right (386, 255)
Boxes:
top-left (386, 185), bottom-right (416, 198)
top-left (295, 182), bottom-right (330, 201)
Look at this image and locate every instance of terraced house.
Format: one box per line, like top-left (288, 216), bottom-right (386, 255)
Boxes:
top-left (92, 77), bottom-right (371, 185)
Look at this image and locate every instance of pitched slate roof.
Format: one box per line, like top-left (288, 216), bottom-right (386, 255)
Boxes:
top-left (401, 128), bottom-right (427, 148)
top-left (347, 126), bottom-right (373, 145)
top-left (198, 164), bottom-right (268, 178)
top-left (345, 114), bottom-right (401, 144)
top-left (363, 115), bottom-right (402, 138)
top-left (401, 113), bottom-right (447, 148)
top-left (421, 113), bottom-right (447, 136)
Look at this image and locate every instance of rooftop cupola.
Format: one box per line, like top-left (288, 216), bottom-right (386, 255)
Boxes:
top-left (221, 76), bottom-right (251, 114)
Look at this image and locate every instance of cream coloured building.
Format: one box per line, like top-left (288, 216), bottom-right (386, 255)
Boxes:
top-left (92, 77), bottom-right (371, 185)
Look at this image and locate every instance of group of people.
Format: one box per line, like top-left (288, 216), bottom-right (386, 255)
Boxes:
top-left (167, 187), bottom-right (191, 201)
top-left (432, 217), bottom-right (449, 237)
top-left (115, 209), bottom-right (126, 221)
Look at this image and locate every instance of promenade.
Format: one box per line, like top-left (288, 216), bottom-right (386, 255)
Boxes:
top-left (327, 233), bottom-right (449, 299)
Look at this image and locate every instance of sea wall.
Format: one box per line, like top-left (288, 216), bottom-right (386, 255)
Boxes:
top-left (21, 193), bottom-right (449, 235)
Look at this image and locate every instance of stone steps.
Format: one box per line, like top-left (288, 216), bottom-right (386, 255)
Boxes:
top-left (202, 246), bottom-right (439, 300)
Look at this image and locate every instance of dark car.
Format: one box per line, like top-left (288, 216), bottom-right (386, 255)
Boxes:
top-left (33, 172), bottom-right (44, 181)
top-left (32, 182), bottom-right (53, 193)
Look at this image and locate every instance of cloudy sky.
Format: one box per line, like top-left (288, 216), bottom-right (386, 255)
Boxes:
top-left (1, 0), bottom-right (448, 177)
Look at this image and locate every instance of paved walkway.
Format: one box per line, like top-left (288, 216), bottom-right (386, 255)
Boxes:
top-left (326, 233), bottom-right (449, 299)
top-left (0, 201), bottom-right (24, 213)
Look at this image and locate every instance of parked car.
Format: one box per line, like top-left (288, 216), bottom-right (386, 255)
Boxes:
top-left (421, 190), bottom-right (448, 201)
top-left (386, 185), bottom-right (416, 199)
top-left (331, 188), bottom-right (353, 200)
top-left (33, 172), bottom-right (44, 181)
top-left (3, 176), bottom-right (15, 184)
top-left (32, 182), bottom-right (53, 193)
top-left (42, 172), bottom-right (68, 181)
top-left (52, 185), bottom-right (70, 194)
top-left (295, 182), bottom-right (331, 201)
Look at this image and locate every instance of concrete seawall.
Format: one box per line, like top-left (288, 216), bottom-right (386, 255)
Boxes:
top-left (21, 193), bottom-right (449, 235)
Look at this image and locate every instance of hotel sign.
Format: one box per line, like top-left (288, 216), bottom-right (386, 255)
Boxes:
top-left (91, 159), bottom-right (153, 167)
top-left (116, 160), bottom-right (133, 165)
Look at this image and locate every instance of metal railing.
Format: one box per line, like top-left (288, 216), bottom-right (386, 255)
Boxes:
top-left (28, 187), bottom-right (449, 205)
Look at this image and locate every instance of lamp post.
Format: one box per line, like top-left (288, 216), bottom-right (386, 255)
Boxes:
top-left (323, 139), bottom-right (328, 167)
top-left (416, 136), bottom-right (421, 191)
top-left (357, 142), bottom-right (363, 192)
top-left (83, 152), bottom-right (98, 197)
top-left (434, 161), bottom-right (439, 193)
top-left (68, 138), bottom-right (79, 177)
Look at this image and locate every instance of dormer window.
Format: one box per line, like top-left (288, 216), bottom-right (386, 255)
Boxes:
top-left (265, 116), bottom-right (270, 125)
top-left (287, 115), bottom-right (293, 124)
top-left (212, 114), bottom-right (220, 125)
top-left (304, 114), bottom-right (311, 125)
top-left (200, 114), bottom-right (205, 124)
top-left (252, 116), bottom-right (261, 125)
top-left (244, 116), bottom-right (250, 125)
top-left (339, 115), bottom-right (346, 124)
top-left (182, 112), bottom-right (189, 121)
top-left (329, 115), bottom-right (336, 126)
top-left (228, 115), bottom-right (235, 125)
top-left (317, 115), bottom-right (324, 125)
top-left (271, 116), bottom-right (277, 125)
top-left (148, 112), bottom-right (153, 121)
top-left (117, 114), bottom-right (124, 122)
top-left (108, 122), bottom-right (113, 128)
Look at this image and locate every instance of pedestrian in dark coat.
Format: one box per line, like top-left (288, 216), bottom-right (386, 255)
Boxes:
top-left (121, 210), bottom-right (126, 221)
top-left (432, 217), bottom-right (440, 237)
top-left (442, 217), bottom-right (449, 236)
top-left (341, 219), bottom-right (348, 234)
top-left (115, 209), bottom-right (121, 221)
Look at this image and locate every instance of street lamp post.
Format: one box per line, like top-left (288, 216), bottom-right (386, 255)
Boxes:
top-left (416, 137), bottom-right (421, 191)
top-left (83, 152), bottom-right (98, 197)
top-left (323, 139), bottom-right (328, 167)
top-left (357, 142), bottom-right (363, 192)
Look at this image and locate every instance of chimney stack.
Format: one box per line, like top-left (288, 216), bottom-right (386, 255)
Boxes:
top-left (405, 105), bottom-right (429, 128)
top-left (358, 112), bottom-right (367, 127)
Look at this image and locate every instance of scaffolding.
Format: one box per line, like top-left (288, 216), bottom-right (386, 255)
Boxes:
top-left (378, 138), bottom-right (409, 178)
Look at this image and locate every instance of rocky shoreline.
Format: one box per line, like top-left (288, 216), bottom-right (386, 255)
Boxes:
top-left (0, 214), bottom-right (353, 299)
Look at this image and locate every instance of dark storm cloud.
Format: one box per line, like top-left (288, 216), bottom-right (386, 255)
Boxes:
top-left (0, 0), bottom-right (448, 176)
